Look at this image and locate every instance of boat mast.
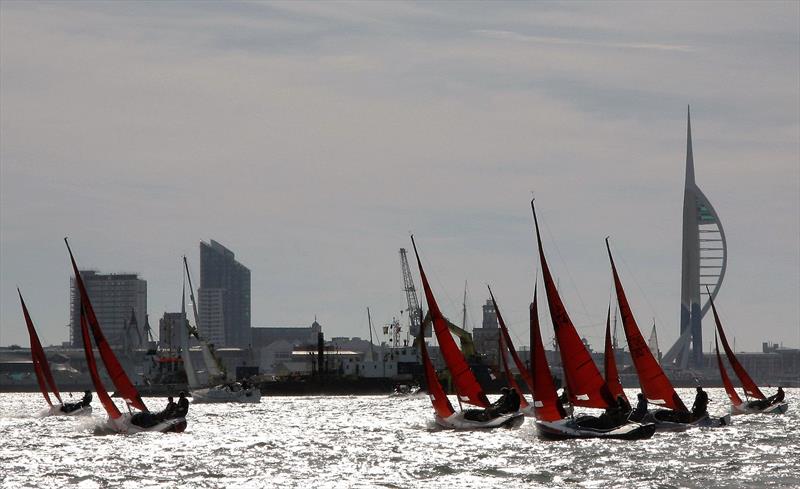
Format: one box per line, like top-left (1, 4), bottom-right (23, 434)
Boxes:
top-left (367, 307), bottom-right (374, 362)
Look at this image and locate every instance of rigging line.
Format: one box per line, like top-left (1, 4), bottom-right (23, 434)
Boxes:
top-left (615, 246), bottom-right (667, 334)
top-left (539, 211), bottom-right (592, 320)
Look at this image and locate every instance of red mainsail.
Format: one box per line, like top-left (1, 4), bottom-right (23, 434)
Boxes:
top-left (66, 239), bottom-right (148, 412)
top-left (709, 294), bottom-right (765, 400)
top-left (606, 239), bottom-right (687, 412)
top-left (531, 201), bottom-right (614, 409)
top-left (603, 306), bottom-right (627, 402)
top-left (715, 331), bottom-right (744, 406)
top-left (529, 285), bottom-right (565, 421)
top-left (80, 306), bottom-right (121, 419)
top-left (490, 287), bottom-right (534, 400)
top-left (19, 290), bottom-right (62, 406)
top-left (499, 335), bottom-right (530, 408)
top-left (411, 237), bottom-right (490, 408)
top-left (420, 330), bottom-right (456, 418)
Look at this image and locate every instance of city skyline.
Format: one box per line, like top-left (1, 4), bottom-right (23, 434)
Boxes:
top-left (1, 2), bottom-right (798, 353)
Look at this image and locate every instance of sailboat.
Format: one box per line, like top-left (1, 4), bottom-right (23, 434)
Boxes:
top-left (530, 201), bottom-right (655, 439)
top-left (603, 305), bottom-right (627, 402)
top-left (489, 286), bottom-right (535, 415)
top-left (66, 239), bottom-right (187, 433)
top-left (709, 291), bottom-right (788, 415)
top-left (412, 236), bottom-right (523, 430)
top-left (527, 285), bottom-right (653, 440)
top-left (606, 238), bottom-right (730, 430)
top-left (18, 289), bottom-right (92, 417)
top-left (181, 257), bottom-right (261, 404)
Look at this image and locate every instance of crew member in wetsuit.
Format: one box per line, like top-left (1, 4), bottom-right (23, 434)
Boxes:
top-left (748, 387), bottom-right (785, 410)
top-left (62, 390), bottom-right (92, 413)
top-left (604, 395), bottom-right (632, 426)
top-left (691, 386), bottom-right (709, 419)
top-left (159, 396), bottom-right (177, 420)
top-left (629, 393), bottom-right (648, 421)
top-left (493, 387), bottom-right (521, 416)
top-left (174, 391), bottom-right (189, 418)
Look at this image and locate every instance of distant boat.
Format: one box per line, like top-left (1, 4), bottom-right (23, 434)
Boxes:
top-left (412, 236), bottom-right (523, 430)
top-left (530, 200), bottom-right (654, 440)
top-left (603, 305), bottom-right (626, 402)
top-left (180, 257), bottom-right (261, 404)
top-left (490, 286), bottom-right (532, 413)
top-left (66, 238), bottom-right (186, 434)
top-left (709, 291), bottom-right (788, 415)
top-left (18, 289), bottom-right (91, 417)
top-left (606, 237), bottom-right (730, 430)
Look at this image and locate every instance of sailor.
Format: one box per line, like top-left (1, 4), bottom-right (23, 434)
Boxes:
top-left (604, 395), bottom-right (631, 426)
top-left (80, 390), bottom-right (92, 407)
top-left (691, 386), bottom-right (709, 419)
top-left (748, 386), bottom-right (785, 410)
top-left (241, 380), bottom-right (250, 391)
top-left (629, 392), bottom-right (648, 421)
top-left (174, 391), bottom-right (189, 418)
top-left (160, 396), bottom-right (177, 420)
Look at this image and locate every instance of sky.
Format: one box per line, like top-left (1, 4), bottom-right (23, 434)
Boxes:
top-left (1, 1), bottom-right (798, 354)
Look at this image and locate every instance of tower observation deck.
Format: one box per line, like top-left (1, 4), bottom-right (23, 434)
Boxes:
top-left (662, 107), bottom-right (727, 369)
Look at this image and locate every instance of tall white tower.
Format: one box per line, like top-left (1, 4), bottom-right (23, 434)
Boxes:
top-left (664, 107), bottom-right (727, 369)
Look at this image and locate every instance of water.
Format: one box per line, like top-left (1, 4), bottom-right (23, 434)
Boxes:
top-left (0, 388), bottom-right (798, 488)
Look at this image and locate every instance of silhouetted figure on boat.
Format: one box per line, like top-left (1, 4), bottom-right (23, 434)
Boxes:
top-left (557, 389), bottom-right (574, 417)
top-left (61, 390), bottom-right (91, 413)
top-left (605, 395), bottom-right (632, 425)
top-left (463, 387), bottom-right (520, 422)
top-left (629, 393), bottom-right (648, 421)
top-left (691, 387), bottom-right (709, 419)
top-left (158, 396), bottom-right (177, 421)
top-left (747, 387), bottom-right (785, 411)
top-left (175, 392), bottom-right (189, 418)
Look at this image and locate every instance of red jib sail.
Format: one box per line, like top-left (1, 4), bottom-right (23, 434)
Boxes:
top-left (411, 236), bottom-right (490, 408)
top-left (499, 335), bottom-right (530, 408)
top-left (80, 305), bottom-right (121, 419)
top-left (531, 201), bottom-right (614, 409)
top-left (18, 290), bottom-right (62, 406)
top-left (715, 331), bottom-right (743, 406)
top-left (529, 285), bottom-right (565, 421)
top-left (606, 238), bottom-right (687, 412)
top-left (709, 293), bottom-right (765, 400)
top-left (419, 329), bottom-right (456, 418)
top-left (489, 287), bottom-right (535, 400)
top-left (65, 239), bottom-right (148, 412)
top-left (604, 306), bottom-right (627, 402)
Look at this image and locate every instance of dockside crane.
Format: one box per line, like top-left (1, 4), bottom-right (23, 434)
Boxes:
top-left (399, 248), bottom-right (423, 339)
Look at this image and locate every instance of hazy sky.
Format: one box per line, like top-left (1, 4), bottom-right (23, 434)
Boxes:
top-left (1, 1), bottom-right (798, 354)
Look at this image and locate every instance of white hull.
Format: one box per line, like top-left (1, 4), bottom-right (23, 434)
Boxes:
top-left (41, 405), bottom-right (93, 417)
top-left (644, 410), bottom-right (732, 431)
top-left (535, 418), bottom-right (656, 440)
top-left (434, 411), bottom-right (525, 430)
top-left (731, 401), bottom-right (788, 416)
top-left (520, 405), bottom-right (536, 417)
top-left (191, 386), bottom-right (261, 404)
top-left (96, 413), bottom-right (187, 434)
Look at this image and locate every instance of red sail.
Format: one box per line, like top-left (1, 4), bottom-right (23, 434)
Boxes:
top-left (709, 294), bottom-right (765, 399)
top-left (499, 335), bottom-right (530, 408)
top-left (531, 201), bottom-right (614, 409)
top-left (606, 239), bottom-right (687, 412)
top-left (19, 290), bottom-right (62, 406)
top-left (66, 239), bottom-right (148, 412)
top-left (81, 306), bottom-right (121, 419)
top-left (715, 332), bottom-right (743, 406)
top-left (420, 332), bottom-right (456, 418)
top-left (603, 306), bottom-right (627, 402)
top-left (529, 286), bottom-right (565, 421)
top-left (489, 287), bottom-right (535, 400)
top-left (411, 237), bottom-right (490, 408)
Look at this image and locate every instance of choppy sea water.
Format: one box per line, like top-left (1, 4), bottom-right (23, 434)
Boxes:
top-left (0, 388), bottom-right (798, 488)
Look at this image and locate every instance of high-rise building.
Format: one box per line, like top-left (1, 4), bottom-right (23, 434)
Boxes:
top-left (199, 240), bottom-right (251, 347)
top-left (663, 108), bottom-right (727, 369)
top-left (472, 299), bottom-right (500, 366)
top-left (159, 311), bottom-right (188, 352)
top-left (69, 271), bottom-right (147, 348)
